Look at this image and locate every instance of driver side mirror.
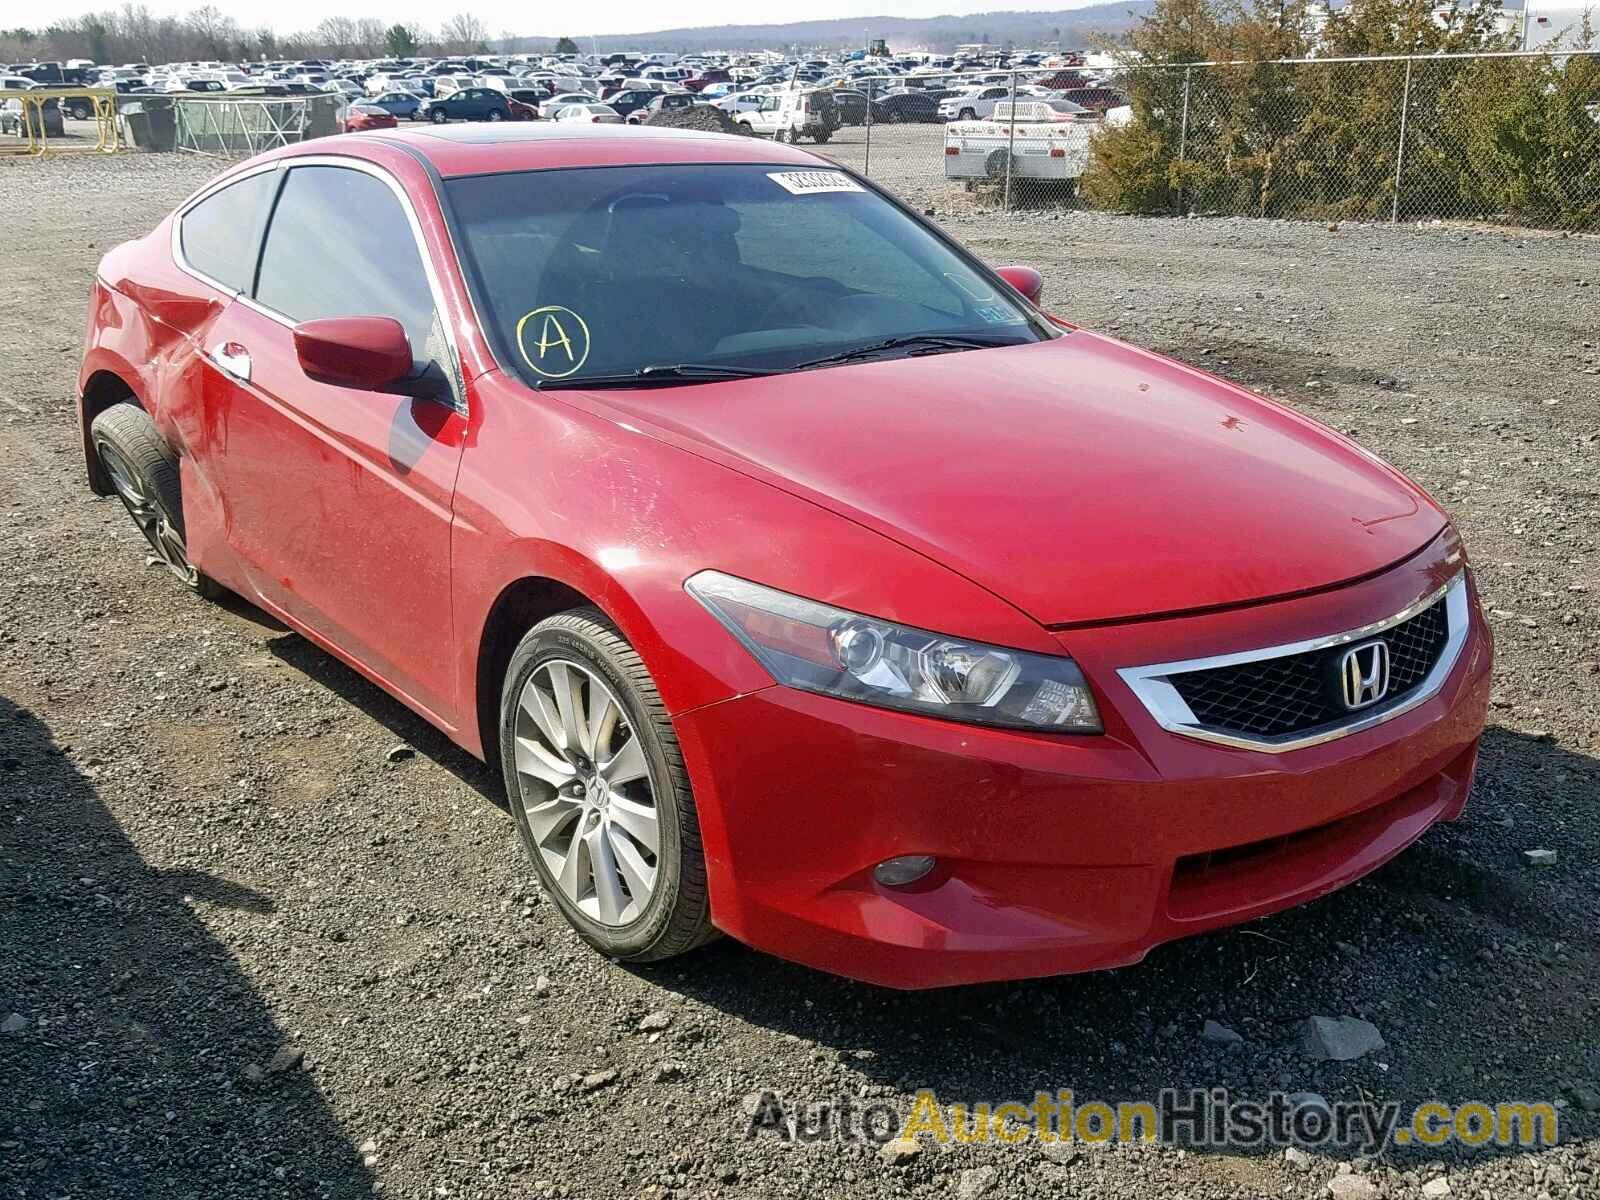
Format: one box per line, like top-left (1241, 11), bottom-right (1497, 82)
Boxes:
top-left (996, 265), bottom-right (1045, 306)
top-left (294, 316), bottom-right (414, 392)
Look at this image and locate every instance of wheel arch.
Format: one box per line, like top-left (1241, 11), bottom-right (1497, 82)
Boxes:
top-left (473, 574), bottom-right (598, 773)
top-left (80, 368), bottom-right (144, 495)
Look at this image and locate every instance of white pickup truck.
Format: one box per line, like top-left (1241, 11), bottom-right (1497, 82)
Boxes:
top-left (943, 100), bottom-right (1096, 188)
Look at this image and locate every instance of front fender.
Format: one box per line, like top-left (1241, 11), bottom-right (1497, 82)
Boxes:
top-left (448, 371), bottom-right (1053, 755)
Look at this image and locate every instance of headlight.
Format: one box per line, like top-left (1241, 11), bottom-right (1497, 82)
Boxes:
top-left (686, 571), bottom-right (1102, 733)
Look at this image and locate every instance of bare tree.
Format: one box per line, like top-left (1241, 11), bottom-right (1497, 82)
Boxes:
top-left (354, 17), bottom-right (386, 56)
top-left (186, 4), bottom-right (238, 59)
top-left (281, 29), bottom-right (319, 56)
top-left (438, 12), bottom-right (489, 54)
top-left (314, 15), bottom-right (357, 56)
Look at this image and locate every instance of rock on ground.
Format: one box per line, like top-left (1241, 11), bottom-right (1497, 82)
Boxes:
top-left (1301, 1016), bottom-right (1386, 1062)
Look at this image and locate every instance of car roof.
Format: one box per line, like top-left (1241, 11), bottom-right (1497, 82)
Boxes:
top-left (345, 123), bottom-right (828, 177)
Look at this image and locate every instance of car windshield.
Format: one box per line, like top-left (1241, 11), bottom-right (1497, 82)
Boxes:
top-left (445, 163), bottom-right (1045, 387)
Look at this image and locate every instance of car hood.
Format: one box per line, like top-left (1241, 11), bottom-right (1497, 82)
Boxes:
top-left (577, 333), bottom-right (1446, 627)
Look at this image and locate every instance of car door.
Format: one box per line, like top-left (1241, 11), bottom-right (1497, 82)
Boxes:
top-left (196, 161), bottom-right (467, 726)
top-left (750, 95), bottom-right (780, 133)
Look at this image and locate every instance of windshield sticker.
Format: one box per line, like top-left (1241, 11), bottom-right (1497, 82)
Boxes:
top-left (767, 170), bottom-right (865, 196)
top-left (516, 305), bottom-right (591, 379)
top-left (974, 304), bottom-right (1027, 325)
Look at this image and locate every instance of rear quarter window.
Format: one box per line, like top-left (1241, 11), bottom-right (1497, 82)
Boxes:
top-left (179, 170), bottom-right (276, 293)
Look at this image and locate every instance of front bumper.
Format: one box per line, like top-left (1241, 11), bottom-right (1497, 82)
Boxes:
top-left (672, 556), bottom-right (1493, 989)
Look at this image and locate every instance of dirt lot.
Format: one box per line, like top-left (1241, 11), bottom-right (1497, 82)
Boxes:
top-left (1, 145), bottom-right (1598, 1200)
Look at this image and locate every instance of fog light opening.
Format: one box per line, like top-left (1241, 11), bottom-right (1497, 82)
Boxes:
top-left (873, 855), bottom-right (937, 888)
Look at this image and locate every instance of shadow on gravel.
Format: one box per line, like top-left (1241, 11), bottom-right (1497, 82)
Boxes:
top-left (649, 726), bottom-right (1597, 1170)
top-left (0, 695), bottom-right (374, 1199)
top-left (264, 630), bottom-right (507, 810)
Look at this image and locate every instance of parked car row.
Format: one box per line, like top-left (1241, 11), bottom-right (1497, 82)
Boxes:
top-left (8, 46), bottom-right (1122, 134)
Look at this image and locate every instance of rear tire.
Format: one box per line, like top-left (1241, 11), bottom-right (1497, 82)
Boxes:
top-left (90, 402), bottom-right (221, 599)
top-left (487, 108), bottom-right (504, 121)
top-left (499, 608), bottom-right (716, 963)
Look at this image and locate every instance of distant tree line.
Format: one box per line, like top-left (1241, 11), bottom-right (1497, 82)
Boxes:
top-left (0, 6), bottom-right (565, 64)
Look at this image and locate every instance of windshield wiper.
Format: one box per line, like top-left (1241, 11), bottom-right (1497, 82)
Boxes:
top-left (535, 363), bottom-right (780, 390)
top-left (793, 333), bottom-right (1020, 372)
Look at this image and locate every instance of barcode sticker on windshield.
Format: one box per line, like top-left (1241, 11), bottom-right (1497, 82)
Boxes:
top-left (768, 170), bottom-right (865, 196)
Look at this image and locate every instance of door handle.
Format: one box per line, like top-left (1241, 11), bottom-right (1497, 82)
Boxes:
top-left (209, 342), bottom-right (251, 383)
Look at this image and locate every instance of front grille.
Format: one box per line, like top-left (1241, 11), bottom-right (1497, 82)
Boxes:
top-left (1165, 596), bottom-right (1450, 740)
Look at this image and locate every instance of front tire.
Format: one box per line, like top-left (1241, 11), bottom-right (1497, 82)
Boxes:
top-left (430, 108), bottom-right (448, 124)
top-left (90, 402), bottom-right (220, 599)
top-left (499, 609), bottom-right (715, 963)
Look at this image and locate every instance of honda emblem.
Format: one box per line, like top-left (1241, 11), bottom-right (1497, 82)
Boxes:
top-left (1338, 641), bottom-right (1391, 710)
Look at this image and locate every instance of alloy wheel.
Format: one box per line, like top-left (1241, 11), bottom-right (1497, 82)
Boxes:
top-left (512, 659), bottom-right (659, 926)
top-left (96, 438), bottom-right (199, 588)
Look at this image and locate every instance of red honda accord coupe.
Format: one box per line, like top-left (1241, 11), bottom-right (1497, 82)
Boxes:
top-left (77, 125), bottom-right (1492, 988)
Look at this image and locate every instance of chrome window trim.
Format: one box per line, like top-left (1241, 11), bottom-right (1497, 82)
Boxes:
top-left (1117, 572), bottom-right (1469, 754)
top-left (173, 154), bottom-right (467, 415)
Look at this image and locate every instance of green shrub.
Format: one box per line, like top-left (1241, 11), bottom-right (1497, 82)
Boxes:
top-left (1081, 120), bottom-right (1180, 211)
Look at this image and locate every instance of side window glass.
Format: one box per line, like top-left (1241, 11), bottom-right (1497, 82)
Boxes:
top-left (254, 166), bottom-right (437, 364)
top-left (180, 171), bottom-right (276, 293)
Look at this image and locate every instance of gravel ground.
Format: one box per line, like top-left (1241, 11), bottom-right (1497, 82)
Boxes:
top-left (1, 144), bottom-right (1598, 1200)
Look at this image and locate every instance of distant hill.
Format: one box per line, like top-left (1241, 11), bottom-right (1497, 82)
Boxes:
top-left (501, 5), bottom-right (1154, 55)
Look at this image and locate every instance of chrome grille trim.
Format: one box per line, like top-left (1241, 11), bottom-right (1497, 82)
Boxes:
top-left (1117, 573), bottom-right (1469, 754)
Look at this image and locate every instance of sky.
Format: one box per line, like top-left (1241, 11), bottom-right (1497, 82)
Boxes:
top-left (132, 0), bottom-right (1119, 39)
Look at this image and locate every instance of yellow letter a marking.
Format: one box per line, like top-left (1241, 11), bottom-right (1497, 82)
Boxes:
top-left (537, 314), bottom-right (575, 362)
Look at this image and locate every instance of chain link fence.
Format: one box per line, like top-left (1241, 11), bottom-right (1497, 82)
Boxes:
top-left (823, 51), bottom-right (1600, 230)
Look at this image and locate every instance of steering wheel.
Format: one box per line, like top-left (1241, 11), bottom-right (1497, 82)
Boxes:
top-left (751, 288), bottom-right (826, 330)
top-left (752, 278), bottom-right (868, 331)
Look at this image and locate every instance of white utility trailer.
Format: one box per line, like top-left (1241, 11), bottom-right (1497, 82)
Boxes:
top-left (943, 100), bottom-right (1096, 187)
